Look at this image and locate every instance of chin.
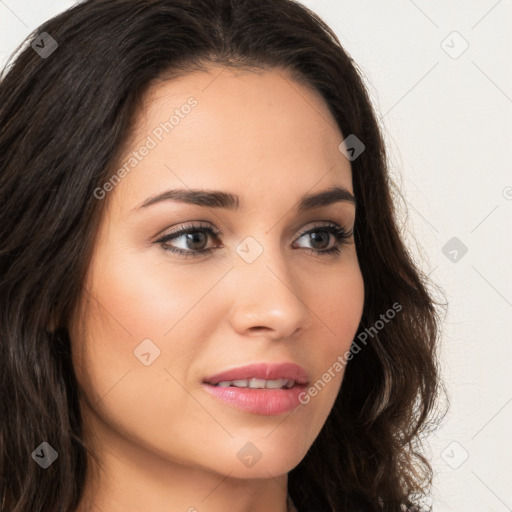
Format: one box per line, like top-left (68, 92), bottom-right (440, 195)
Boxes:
top-left (204, 439), bottom-right (309, 479)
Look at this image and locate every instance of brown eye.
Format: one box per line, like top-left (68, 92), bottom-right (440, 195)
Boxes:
top-left (179, 231), bottom-right (209, 251)
top-left (156, 223), bottom-right (222, 258)
top-left (293, 223), bottom-right (352, 256)
top-left (307, 231), bottom-right (332, 250)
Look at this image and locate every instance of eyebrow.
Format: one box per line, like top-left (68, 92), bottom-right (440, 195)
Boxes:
top-left (134, 185), bottom-right (356, 213)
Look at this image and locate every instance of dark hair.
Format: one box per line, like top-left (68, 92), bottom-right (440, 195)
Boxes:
top-left (0, 1), bottom-right (447, 511)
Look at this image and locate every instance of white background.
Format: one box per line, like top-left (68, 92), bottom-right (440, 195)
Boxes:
top-left (1, 1), bottom-right (511, 511)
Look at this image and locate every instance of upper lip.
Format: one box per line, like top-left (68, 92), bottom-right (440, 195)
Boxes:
top-left (203, 362), bottom-right (309, 385)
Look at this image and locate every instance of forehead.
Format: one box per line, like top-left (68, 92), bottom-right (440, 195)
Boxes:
top-left (110, 66), bottom-right (352, 211)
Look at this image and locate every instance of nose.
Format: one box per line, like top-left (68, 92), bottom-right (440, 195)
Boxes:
top-left (227, 240), bottom-right (313, 340)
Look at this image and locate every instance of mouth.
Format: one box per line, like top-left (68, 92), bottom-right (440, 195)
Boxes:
top-left (204, 377), bottom-right (298, 389)
top-left (202, 362), bottom-right (309, 387)
top-left (201, 363), bottom-right (309, 415)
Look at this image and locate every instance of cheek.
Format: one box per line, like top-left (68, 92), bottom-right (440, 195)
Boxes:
top-left (69, 247), bottom-right (230, 411)
top-left (68, 262), bottom-right (220, 466)
top-left (80, 242), bottom-right (229, 346)
top-left (309, 257), bottom-right (365, 355)
top-left (292, 258), bottom-right (364, 432)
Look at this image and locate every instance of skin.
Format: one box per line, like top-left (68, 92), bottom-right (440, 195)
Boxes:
top-left (70, 65), bottom-right (365, 512)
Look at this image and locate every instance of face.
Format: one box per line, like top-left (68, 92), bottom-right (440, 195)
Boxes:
top-left (69, 66), bottom-right (364, 482)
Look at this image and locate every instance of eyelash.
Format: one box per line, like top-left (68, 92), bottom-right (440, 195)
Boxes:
top-left (155, 221), bottom-right (353, 259)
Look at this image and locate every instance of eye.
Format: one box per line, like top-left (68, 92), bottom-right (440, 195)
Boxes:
top-left (155, 222), bottom-right (222, 259)
top-left (155, 221), bottom-right (353, 258)
top-left (293, 223), bottom-right (353, 256)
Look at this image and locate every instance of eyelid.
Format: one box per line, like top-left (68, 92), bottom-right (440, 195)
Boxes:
top-left (158, 221), bottom-right (222, 239)
top-left (296, 220), bottom-right (349, 236)
top-left (156, 220), bottom-right (351, 242)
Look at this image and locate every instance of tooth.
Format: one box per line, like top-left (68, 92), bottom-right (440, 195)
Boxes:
top-left (264, 380), bottom-right (281, 389)
top-left (232, 379), bottom-right (249, 387)
top-left (249, 378), bottom-right (267, 388)
top-left (264, 378), bottom-right (287, 389)
top-left (213, 378), bottom-right (296, 388)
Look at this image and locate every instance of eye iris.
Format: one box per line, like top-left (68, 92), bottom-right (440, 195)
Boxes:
top-left (186, 231), bottom-right (207, 250)
top-left (310, 231), bottom-right (329, 250)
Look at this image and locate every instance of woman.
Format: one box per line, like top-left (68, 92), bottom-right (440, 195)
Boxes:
top-left (0, 1), bottom-right (446, 511)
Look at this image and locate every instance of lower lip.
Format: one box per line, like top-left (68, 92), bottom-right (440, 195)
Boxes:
top-left (201, 383), bottom-right (307, 415)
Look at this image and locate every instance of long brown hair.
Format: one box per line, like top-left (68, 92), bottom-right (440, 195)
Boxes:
top-left (0, 1), bottom-right (447, 510)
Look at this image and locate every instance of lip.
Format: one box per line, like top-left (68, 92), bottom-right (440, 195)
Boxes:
top-left (202, 383), bottom-right (308, 415)
top-left (203, 362), bottom-right (309, 386)
top-left (201, 362), bottom-right (309, 416)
